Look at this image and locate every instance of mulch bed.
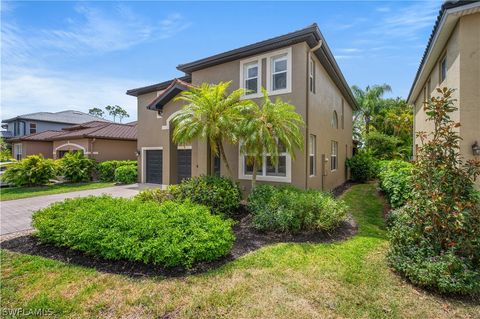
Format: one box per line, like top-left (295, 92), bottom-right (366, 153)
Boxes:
top-left (1, 183), bottom-right (357, 278)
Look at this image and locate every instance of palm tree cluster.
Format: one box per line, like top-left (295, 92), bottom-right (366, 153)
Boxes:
top-left (172, 82), bottom-right (304, 187)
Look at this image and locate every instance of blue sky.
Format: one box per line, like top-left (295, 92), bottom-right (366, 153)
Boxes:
top-left (1, 0), bottom-right (442, 121)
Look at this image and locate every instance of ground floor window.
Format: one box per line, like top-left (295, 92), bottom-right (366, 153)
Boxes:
top-left (13, 144), bottom-right (22, 161)
top-left (239, 143), bottom-right (291, 182)
top-left (331, 141), bottom-right (338, 171)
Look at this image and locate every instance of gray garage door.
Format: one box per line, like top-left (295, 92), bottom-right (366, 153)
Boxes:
top-left (146, 150), bottom-right (163, 184)
top-left (177, 149), bottom-right (191, 183)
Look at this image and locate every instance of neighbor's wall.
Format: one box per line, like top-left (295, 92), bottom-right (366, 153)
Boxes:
top-left (52, 139), bottom-right (90, 159)
top-left (413, 22), bottom-right (461, 155)
top-left (458, 13), bottom-right (480, 186)
top-left (23, 141), bottom-right (53, 159)
top-left (91, 139), bottom-right (137, 162)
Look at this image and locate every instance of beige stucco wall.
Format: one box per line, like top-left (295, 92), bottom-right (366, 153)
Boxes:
top-left (413, 12), bottom-right (479, 186)
top-left (136, 42), bottom-right (354, 192)
top-left (90, 139), bottom-right (137, 162)
top-left (21, 141), bottom-right (53, 159)
top-left (52, 139), bottom-right (90, 159)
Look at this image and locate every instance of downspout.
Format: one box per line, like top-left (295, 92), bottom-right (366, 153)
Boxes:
top-left (305, 41), bottom-right (322, 190)
top-left (90, 138), bottom-right (96, 159)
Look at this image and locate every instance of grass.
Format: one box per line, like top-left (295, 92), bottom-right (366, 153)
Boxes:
top-left (1, 183), bottom-right (478, 318)
top-left (0, 182), bottom-right (115, 201)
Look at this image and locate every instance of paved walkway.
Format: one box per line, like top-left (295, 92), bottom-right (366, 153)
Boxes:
top-left (0, 184), bottom-right (151, 236)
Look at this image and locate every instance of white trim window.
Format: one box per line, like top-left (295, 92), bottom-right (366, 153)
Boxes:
top-left (13, 143), bottom-right (22, 161)
top-left (239, 143), bottom-right (291, 183)
top-left (309, 58), bottom-right (315, 93)
top-left (331, 111), bottom-right (338, 129)
top-left (331, 141), bottom-right (338, 171)
top-left (440, 55), bottom-right (447, 82)
top-left (309, 135), bottom-right (316, 176)
top-left (243, 61), bottom-right (259, 95)
top-left (271, 54), bottom-right (288, 91)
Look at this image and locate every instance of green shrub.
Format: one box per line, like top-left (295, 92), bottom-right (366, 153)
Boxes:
top-left (346, 151), bottom-right (378, 182)
top-left (365, 131), bottom-right (402, 160)
top-left (378, 160), bottom-right (413, 208)
top-left (388, 88), bottom-right (480, 295)
top-left (169, 175), bottom-right (241, 216)
top-left (58, 152), bottom-right (96, 183)
top-left (99, 160), bottom-right (137, 182)
top-left (114, 165), bottom-right (137, 184)
top-left (134, 188), bottom-right (173, 203)
top-left (247, 185), bottom-right (348, 233)
top-left (32, 196), bottom-right (235, 268)
top-left (1, 155), bottom-right (57, 186)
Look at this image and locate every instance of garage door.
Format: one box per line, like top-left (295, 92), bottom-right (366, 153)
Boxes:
top-left (145, 150), bottom-right (163, 184)
top-left (177, 149), bottom-right (191, 183)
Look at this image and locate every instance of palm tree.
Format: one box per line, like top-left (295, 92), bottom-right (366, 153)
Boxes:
top-left (351, 84), bottom-right (392, 135)
top-left (172, 81), bottom-right (253, 177)
top-left (240, 90), bottom-right (304, 188)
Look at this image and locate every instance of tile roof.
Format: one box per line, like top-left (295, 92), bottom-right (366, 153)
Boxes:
top-left (2, 110), bottom-right (110, 125)
top-left (11, 122), bottom-right (136, 142)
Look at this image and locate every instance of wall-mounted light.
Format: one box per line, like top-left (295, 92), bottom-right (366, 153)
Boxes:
top-left (135, 150), bottom-right (140, 157)
top-left (472, 141), bottom-right (480, 156)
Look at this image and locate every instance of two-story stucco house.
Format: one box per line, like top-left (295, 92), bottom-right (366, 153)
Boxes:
top-left (127, 24), bottom-right (358, 193)
top-left (408, 0), bottom-right (480, 186)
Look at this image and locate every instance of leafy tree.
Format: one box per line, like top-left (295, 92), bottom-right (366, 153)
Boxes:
top-left (172, 81), bottom-right (253, 177)
top-left (388, 87), bottom-right (480, 295)
top-left (239, 90), bottom-right (304, 188)
top-left (105, 105), bottom-right (130, 123)
top-left (88, 107), bottom-right (105, 119)
top-left (0, 137), bottom-right (12, 161)
top-left (351, 84), bottom-right (391, 135)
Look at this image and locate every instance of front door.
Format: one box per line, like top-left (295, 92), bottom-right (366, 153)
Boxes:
top-left (177, 149), bottom-right (191, 183)
top-left (145, 150), bottom-right (163, 184)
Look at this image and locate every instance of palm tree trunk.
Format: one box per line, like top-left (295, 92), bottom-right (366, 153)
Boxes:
top-left (217, 141), bottom-right (233, 177)
top-left (251, 157), bottom-right (258, 189)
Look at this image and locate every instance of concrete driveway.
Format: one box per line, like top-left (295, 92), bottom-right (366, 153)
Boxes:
top-left (0, 184), bottom-right (148, 236)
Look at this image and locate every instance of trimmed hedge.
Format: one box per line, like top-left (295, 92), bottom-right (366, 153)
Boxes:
top-left (32, 196), bottom-right (235, 268)
top-left (247, 185), bottom-right (348, 233)
top-left (378, 160), bottom-right (413, 208)
top-left (168, 175), bottom-right (241, 216)
top-left (346, 151), bottom-right (378, 182)
top-left (99, 160), bottom-right (137, 182)
top-left (114, 165), bottom-right (137, 184)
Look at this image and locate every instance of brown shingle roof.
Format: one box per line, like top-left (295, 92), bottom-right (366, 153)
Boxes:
top-left (10, 130), bottom-right (65, 142)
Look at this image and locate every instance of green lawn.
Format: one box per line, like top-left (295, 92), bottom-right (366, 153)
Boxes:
top-left (1, 184), bottom-right (478, 318)
top-left (0, 182), bottom-right (115, 201)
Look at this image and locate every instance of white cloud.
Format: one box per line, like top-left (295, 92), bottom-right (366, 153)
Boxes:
top-left (1, 67), bottom-right (143, 120)
top-left (337, 48), bottom-right (363, 53)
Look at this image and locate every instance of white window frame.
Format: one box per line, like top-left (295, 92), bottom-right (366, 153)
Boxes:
top-left (267, 48), bottom-right (292, 95)
top-left (331, 141), bottom-right (338, 171)
top-left (239, 47), bottom-right (292, 98)
top-left (440, 55), bottom-right (447, 83)
top-left (240, 57), bottom-right (262, 99)
top-left (331, 111), bottom-right (338, 129)
top-left (141, 146), bottom-right (163, 184)
top-left (238, 145), bottom-right (291, 183)
top-left (309, 58), bottom-right (315, 93)
top-left (13, 143), bottom-right (22, 161)
top-left (309, 134), bottom-right (316, 176)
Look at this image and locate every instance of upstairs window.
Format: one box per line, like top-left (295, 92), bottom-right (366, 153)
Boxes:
top-left (29, 123), bottom-right (37, 134)
top-left (271, 54), bottom-right (288, 91)
top-left (440, 55), bottom-right (447, 82)
top-left (309, 58), bottom-right (316, 93)
top-left (331, 111), bottom-right (338, 129)
top-left (244, 61), bottom-right (259, 95)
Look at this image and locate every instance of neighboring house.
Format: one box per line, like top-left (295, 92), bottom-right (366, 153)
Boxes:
top-left (9, 121), bottom-right (137, 161)
top-left (408, 0), bottom-right (479, 186)
top-left (1, 110), bottom-right (108, 139)
top-left (127, 23), bottom-right (357, 192)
